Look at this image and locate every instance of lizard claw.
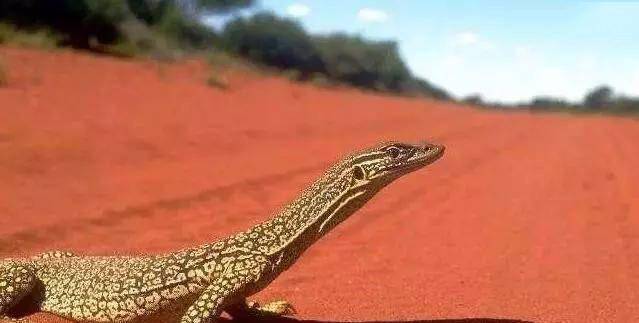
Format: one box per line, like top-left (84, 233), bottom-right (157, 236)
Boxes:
top-left (256, 300), bottom-right (297, 316)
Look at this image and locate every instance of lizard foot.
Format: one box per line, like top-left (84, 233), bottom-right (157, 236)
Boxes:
top-left (226, 299), bottom-right (296, 319)
top-left (247, 300), bottom-right (296, 316)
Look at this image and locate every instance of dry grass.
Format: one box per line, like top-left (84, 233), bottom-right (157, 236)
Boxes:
top-left (206, 72), bottom-right (229, 90)
top-left (309, 72), bottom-right (332, 88)
top-left (0, 23), bottom-right (61, 49)
top-left (0, 58), bottom-right (7, 87)
top-left (206, 51), bottom-right (238, 90)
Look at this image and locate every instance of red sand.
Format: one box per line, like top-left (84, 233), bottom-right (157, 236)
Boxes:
top-left (1, 47), bottom-right (638, 323)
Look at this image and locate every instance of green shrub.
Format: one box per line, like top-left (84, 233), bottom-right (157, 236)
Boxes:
top-left (527, 96), bottom-right (573, 110)
top-left (283, 69), bottom-right (303, 81)
top-left (0, 23), bottom-right (11, 43)
top-left (0, 1), bottom-right (128, 48)
top-left (208, 50), bottom-right (236, 68)
top-left (309, 72), bottom-right (331, 88)
top-left (221, 12), bottom-right (324, 74)
top-left (462, 94), bottom-right (484, 106)
top-left (583, 85), bottom-right (613, 109)
top-left (101, 40), bottom-right (141, 58)
top-left (400, 77), bottom-right (451, 100)
top-left (0, 23), bottom-right (61, 49)
top-left (579, 86), bottom-right (639, 114)
top-left (609, 97), bottom-right (639, 114)
top-left (207, 49), bottom-right (268, 78)
top-left (313, 33), bottom-right (411, 92)
top-left (481, 87), bottom-right (639, 116)
top-left (220, 13), bottom-right (451, 98)
top-left (155, 4), bottom-right (216, 50)
top-left (0, 0), bottom-right (249, 54)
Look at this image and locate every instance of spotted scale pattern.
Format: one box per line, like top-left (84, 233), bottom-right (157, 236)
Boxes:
top-left (0, 141), bottom-right (444, 322)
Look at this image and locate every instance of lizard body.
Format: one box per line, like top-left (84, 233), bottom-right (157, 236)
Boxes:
top-left (0, 141), bottom-right (445, 322)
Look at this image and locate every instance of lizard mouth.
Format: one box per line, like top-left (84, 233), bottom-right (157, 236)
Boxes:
top-left (388, 142), bottom-right (445, 174)
top-left (416, 142), bottom-right (446, 165)
top-left (384, 143), bottom-right (446, 175)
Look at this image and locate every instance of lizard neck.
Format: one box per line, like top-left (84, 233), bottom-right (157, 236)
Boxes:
top-left (243, 163), bottom-right (379, 269)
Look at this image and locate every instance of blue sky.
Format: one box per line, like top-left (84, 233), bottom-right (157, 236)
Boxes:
top-left (206, 1), bottom-right (639, 103)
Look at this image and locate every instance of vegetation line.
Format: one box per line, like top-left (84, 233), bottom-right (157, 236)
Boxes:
top-left (0, 1), bottom-right (637, 114)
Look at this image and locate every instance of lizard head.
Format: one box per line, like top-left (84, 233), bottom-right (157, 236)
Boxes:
top-left (256, 141), bottom-right (446, 254)
top-left (347, 141), bottom-right (445, 188)
top-left (312, 141), bottom-right (445, 234)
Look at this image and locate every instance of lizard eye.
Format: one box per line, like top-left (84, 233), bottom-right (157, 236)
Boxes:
top-left (353, 165), bottom-right (365, 180)
top-left (387, 147), bottom-right (400, 159)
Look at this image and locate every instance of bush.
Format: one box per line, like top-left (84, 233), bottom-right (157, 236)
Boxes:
top-left (101, 40), bottom-right (141, 58)
top-left (283, 69), bottom-right (303, 81)
top-left (580, 86), bottom-right (639, 114)
top-left (127, 0), bottom-right (255, 24)
top-left (528, 96), bottom-right (573, 109)
top-left (511, 88), bottom-right (639, 116)
top-left (126, 0), bottom-right (168, 25)
top-left (221, 12), bottom-right (324, 75)
top-left (0, 1), bottom-right (249, 54)
top-left (583, 85), bottom-right (613, 109)
top-left (309, 72), bottom-right (331, 88)
top-left (0, 23), bottom-right (61, 49)
top-left (400, 77), bottom-right (450, 100)
top-left (313, 33), bottom-right (450, 98)
top-left (154, 4), bottom-right (217, 50)
top-left (609, 97), bottom-right (639, 114)
top-left (220, 14), bottom-right (450, 98)
top-left (0, 23), bottom-right (11, 43)
top-left (0, 1), bottom-right (129, 48)
top-left (313, 33), bottom-right (411, 92)
top-left (206, 72), bottom-right (228, 89)
top-left (208, 50), bottom-right (235, 68)
top-left (462, 94), bottom-right (484, 106)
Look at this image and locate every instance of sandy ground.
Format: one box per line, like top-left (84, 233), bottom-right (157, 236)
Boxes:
top-left (1, 47), bottom-right (638, 323)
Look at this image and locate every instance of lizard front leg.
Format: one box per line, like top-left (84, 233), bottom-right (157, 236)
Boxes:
top-left (0, 261), bottom-right (37, 319)
top-left (179, 274), bottom-right (249, 323)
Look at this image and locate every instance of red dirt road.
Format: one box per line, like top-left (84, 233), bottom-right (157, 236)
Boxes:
top-left (1, 47), bottom-right (638, 323)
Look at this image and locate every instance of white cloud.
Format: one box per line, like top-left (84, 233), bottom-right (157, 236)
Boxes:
top-left (454, 32), bottom-right (479, 46)
top-left (286, 3), bottom-right (311, 18)
top-left (410, 33), bottom-right (637, 103)
top-left (412, 43), bottom-right (590, 103)
top-left (357, 8), bottom-right (389, 23)
top-left (622, 67), bottom-right (639, 96)
top-left (514, 46), bottom-right (532, 59)
top-left (576, 55), bottom-right (597, 70)
top-left (451, 31), bottom-right (495, 52)
top-left (442, 55), bottom-right (464, 68)
top-left (633, 72), bottom-right (639, 92)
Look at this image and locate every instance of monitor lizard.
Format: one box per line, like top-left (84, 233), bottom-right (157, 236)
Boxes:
top-left (0, 141), bottom-right (445, 322)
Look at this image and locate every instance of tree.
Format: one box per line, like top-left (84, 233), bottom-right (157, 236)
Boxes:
top-left (0, 0), bottom-right (129, 48)
top-left (222, 13), bottom-right (324, 74)
top-left (0, 0), bottom-right (253, 49)
top-left (194, 0), bottom-right (254, 13)
top-left (609, 96), bottom-right (639, 113)
top-left (583, 85), bottom-right (613, 109)
top-left (401, 77), bottom-right (451, 100)
top-left (462, 94), bottom-right (484, 106)
top-left (313, 33), bottom-right (412, 91)
top-left (529, 96), bottom-right (571, 109)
